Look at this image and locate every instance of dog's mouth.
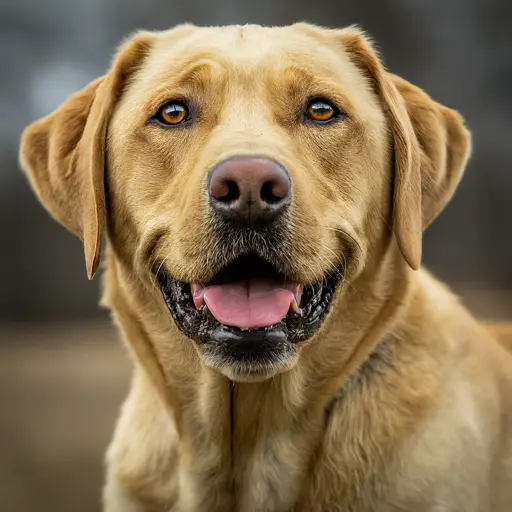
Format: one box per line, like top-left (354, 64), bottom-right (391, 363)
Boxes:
top-left (157, 253), bottom-right (341, 378)
top-left (190, 256), bottom-right (303, 330)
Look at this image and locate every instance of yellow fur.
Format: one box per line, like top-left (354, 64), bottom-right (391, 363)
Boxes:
top-left (19, 23), bottom-right (512, 512)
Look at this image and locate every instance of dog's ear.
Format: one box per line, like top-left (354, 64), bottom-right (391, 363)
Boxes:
top-left (339, 27), bottom-right (471, 270)
top-left (19, 32), bottom-right (153, 279)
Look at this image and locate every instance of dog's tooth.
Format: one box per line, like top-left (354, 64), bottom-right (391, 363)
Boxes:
top-left (295, 284), bottom-right (303, 305)
top-left (289, 297), bottom-right (301, 314)
top-left (191, 283), bottom-right (203, 297)
top-left (191, 283), bottom-right (206, 309)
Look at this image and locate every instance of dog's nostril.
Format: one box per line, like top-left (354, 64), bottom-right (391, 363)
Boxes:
top-left (261, 181), bottom-right (285, 205)
top-left (211, 178), bottom-right (240, 204)
top-left (219, 180), bottom-right (240, 203)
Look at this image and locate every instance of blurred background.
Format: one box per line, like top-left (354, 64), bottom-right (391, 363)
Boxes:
top-left (0, 0), bottom-right (510, 510)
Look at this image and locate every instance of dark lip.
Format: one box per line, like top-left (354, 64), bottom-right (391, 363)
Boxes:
top-left (156, 256), bottom-right (342, 348)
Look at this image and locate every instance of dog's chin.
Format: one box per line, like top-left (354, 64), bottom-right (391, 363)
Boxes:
top-left (210, 364), bottom-right (298, 383)
top-left (204, 351), bottom-right (299, 383)
top-left (157, 253), bottom-right (341, 381)
top-left (199, 322), bottom-right (300, 382)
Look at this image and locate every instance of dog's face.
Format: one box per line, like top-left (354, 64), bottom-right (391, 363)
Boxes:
top-left (20, 24), bottom-right (470, 382)
top-left (107, 25), bottom-right (389, 379)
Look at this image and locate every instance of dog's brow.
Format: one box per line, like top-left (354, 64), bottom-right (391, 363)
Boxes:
top-left (281, 65), bottom-right (316, 86)
top-left (276, 64), bottom-right (341, 96)
top-left (166, 50), bottom-right (234, 87)
top-left (175, 60), bottom-right (217, 86)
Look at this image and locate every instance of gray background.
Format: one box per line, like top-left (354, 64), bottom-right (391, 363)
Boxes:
top-left (0, 0), bottom-right (510, 511)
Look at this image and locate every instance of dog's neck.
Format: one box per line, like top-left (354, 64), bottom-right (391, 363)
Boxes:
top-left (104, 244), bottom-right (415, 510)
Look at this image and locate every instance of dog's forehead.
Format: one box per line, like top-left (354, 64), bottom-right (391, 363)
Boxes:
top-left (156, 24), bottom-right (327, 59)
top-left (139, 24), bottom-right (359, 85)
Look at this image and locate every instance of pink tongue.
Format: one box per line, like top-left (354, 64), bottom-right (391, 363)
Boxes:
top-left (203, 280), bottom-right (295, 329)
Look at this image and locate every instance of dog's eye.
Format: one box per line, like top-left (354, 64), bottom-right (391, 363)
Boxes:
top-left (306, 99), bottom-right (338, 123)
top-left (154, 101), bottom-right (190, 126)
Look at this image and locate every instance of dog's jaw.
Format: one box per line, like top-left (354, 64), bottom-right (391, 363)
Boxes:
top-left (156, 257), bottom-right (341, 381)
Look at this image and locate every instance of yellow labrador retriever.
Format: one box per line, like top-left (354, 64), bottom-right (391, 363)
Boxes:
top-left (19, 23), bottom-right (512, 512)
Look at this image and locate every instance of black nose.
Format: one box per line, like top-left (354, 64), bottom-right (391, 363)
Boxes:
top-left (208, 156), bottom-right (291, 224)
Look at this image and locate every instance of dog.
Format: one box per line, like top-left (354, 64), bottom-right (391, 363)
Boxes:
top-left (20, 23), bottom-right (512, 512)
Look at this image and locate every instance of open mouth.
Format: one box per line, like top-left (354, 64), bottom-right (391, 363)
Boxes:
top-left (190, 256), bottom-right (303, 330)
top-left (156, 253), bottom-right (341, 377)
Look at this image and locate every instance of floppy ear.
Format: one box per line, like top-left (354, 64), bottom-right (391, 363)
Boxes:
top-left (339, 28), bottom-right (471, 270)
top-left (19, 33), bottom-right (153, 279)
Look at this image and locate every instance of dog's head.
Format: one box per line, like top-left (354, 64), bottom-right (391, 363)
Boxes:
top-left (20, 24), bottom-right (470, 381)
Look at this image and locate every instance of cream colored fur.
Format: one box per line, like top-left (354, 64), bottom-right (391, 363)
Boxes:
top-left (19, 23), bottom-right (512, 512)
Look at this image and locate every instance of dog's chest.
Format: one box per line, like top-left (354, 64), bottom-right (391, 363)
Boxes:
top-left (227, 383), bottom-right (324, 511)
top-left (233, 428), bottom-right (309, 511)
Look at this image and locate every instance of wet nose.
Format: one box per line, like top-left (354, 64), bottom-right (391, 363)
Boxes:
top-left (208, 156), bottom-right (291, 224)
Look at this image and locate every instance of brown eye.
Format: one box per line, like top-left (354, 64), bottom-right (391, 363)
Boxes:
top-left (156, 101), bottom-right (189, 126)
top-left (306, 99), bottom-right (338, 123)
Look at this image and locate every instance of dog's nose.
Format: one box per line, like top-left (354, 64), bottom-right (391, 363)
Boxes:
top-left (208, 157), bottom-right (291, 223)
